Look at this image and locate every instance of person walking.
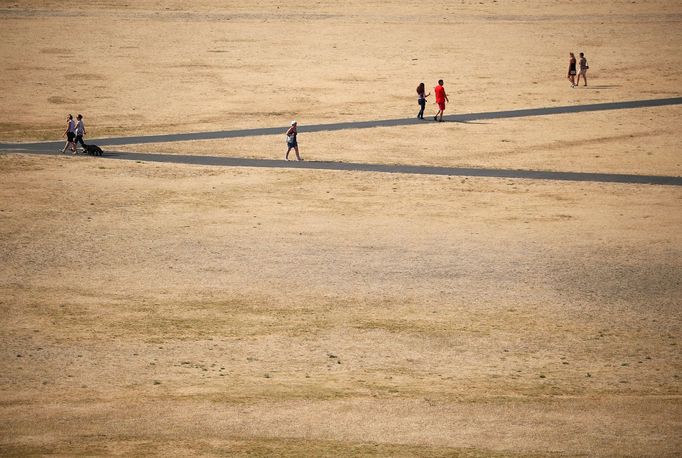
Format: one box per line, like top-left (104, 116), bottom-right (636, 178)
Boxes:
top-left (74, 114), bottom-right (86, 154)
top-left (576, 52), bottom-right (588, 87)
top-left (568, 52), bottom-right (577, 88)
top-left (433, 79), bottom-right (449, 122)
top-left (285, 120), bottom-right (302, 161)
top-left (61, 114), bottom-right (76, 153)
top-left (416, 82), bottom-right (430, 119)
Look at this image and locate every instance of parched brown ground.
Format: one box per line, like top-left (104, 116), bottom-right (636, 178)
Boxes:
top-left (1, 1), bottom-right (682, 456)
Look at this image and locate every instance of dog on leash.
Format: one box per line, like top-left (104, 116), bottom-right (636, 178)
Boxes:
top-left (81, 143), bottom-right (103, 156)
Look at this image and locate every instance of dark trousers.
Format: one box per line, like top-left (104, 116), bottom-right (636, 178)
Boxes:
top-left (417, 99), bottom-right (426, 118)
top-left (75, 135), bottom-right (86, 147)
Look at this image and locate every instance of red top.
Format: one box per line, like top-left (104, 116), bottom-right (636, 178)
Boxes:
top-left (434, 85), bottom-right (446, 103)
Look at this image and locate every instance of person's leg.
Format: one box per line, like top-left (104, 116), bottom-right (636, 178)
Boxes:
top-left (294, 146), bottom-right (302, 161)
top-left (63, 133), bottom-right (74, 152)
top-left (437, 102), bottom-right (444, 121)
top-left (418, 100), bottom-right (425, 118)
top-left (576, 72), bottom-right (582, 86)
top-left (285, 146), bottom-right (291, 160)
top-left (583, 71), bottom-right (587, 86)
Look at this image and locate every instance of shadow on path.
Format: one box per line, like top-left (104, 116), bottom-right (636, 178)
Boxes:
top-left (1, 97), bottom-right (681, 151)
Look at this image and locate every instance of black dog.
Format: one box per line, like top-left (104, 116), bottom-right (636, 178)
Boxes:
top-left (81, 143), bottom-right (103, 156)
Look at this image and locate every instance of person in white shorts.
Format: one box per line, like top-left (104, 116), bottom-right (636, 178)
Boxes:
top-left (576, 52), bottom-right (588, 87)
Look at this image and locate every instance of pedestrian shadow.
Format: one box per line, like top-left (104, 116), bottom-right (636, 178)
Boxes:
top-left (581, 85), bottom-right (620, 89)
top-left (448, 119), bottom-right (490, 125)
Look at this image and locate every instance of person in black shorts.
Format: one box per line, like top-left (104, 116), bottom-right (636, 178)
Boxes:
top-left (285, 121), bottom-right (302, 161)
top-left (568, 52), bottom-right (577, 88)
top-left (61, 114), bottom-right (76, 154)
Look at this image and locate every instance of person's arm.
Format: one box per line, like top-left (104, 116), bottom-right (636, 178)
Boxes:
top-left (445, 91), bottom-right (449, 103)
top-left (426, 92), bottom-right (431, 98)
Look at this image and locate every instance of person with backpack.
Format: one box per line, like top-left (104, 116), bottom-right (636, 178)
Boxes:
top-left (285, 120), bottom-right (302, 161)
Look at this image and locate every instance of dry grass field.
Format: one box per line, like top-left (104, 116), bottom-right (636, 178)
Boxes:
top-left (1, 1), bottom-right (681, 456)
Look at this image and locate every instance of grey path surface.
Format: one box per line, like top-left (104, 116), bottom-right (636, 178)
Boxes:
top-left (109, 152), bottom-right (682, 186)
top-left (7, 149), bottom-right (680, 186)
top-left (1, 97), bottom-right (681, 151)
top-left (2, 97), bottom-right (681, 186)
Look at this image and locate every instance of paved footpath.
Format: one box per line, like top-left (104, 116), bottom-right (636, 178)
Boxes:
top-left (2, 97), bottom-right (681, 186)
top-left (105, 151), bottom-right (682, 186)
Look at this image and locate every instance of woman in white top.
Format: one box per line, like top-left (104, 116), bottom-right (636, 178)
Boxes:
top-left (285, 120), bottom-right (302, 161)
top-left (61, 114), bottom-right (76, 153)
top-left (576, 52), bottom-right (588, 87)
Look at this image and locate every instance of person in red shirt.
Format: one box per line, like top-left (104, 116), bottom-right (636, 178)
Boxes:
top-left (433, 79), bottom-right (449, 122)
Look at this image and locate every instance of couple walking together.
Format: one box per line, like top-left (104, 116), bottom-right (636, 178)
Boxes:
top-left (568, 52), bottom-right (588, 88)
top-left (417, 79), bottom-right (449, 122)
top-left (61, 114), bottom-right (87, 154)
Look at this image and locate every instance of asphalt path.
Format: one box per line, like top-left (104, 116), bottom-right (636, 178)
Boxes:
top-left (3, 149), bottom-right (677, 186)
top-left (2, 97), bottom-right (681, 151)
top-left (2, 97), bottom-right (681, 186)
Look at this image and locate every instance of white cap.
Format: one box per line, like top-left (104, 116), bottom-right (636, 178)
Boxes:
top-left (291, 120), bottom-right (297, 125)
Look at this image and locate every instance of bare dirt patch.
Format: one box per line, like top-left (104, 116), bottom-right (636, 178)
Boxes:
top-left (1, 155), bottom-right (681, 455)
top-left (1, 1), bottom-right (682, 455)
